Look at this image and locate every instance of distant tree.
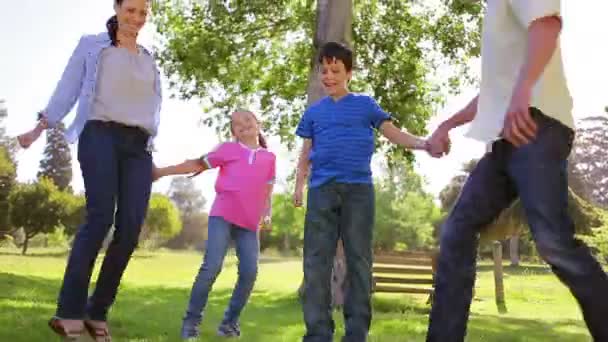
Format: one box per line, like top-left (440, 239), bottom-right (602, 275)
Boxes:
top-left (269, 192), bottom-right (305, 252)
top-left (141, 193), bottom-right (182, 247)
top-left (168, 176), bottom-right (206, 217)
top-left (439, 159), bottom-right (604, 246)
top-left (8, 178), bottom-right (72, 254)
top-left (0, 147), bottom-right (16, 237)
top-left (165, 212), bottom-right (209, 250)
top-left (38, 122), bottom-right (72, 191)
top-left (0, 99), bottom-right (17, 159)
top-left (569, 116), bottom-right (608, 208)
top-left (374, 164), bottom-right (440, 252)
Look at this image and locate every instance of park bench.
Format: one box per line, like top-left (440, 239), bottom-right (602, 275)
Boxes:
top-left (372, 250), bottom-right (438, 304)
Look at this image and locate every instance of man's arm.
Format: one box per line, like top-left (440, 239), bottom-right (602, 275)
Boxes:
top-left (426, 95), bottom-right (478, 156)
top-left (379, 121), bottom-right (428, 151)
top-left (438, 95), bottom-right (479, 132)
top-left (504, 15), bottom-right (562, 146)
top-left (516, 16), bottom-right (562, 92)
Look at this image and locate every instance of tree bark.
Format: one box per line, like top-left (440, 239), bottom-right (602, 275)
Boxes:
top-left (493, 241), bottom-right (507, 313)
top-left (298, 0), bottom-right (353, 308)
top-left (509, 235), bottom-right (520, 267)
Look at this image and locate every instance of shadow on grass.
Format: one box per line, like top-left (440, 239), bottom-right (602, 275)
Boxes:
top-left (0, 250), bottom-right (69, 258)
top-left (0, 272), bottom-right (590, 342)
top-left (0, 272), bottom-right (304, 342)
top-left (466, 313), bottom-right (590, 342)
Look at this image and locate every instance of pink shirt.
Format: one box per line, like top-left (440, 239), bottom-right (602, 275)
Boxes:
top-left (203, 142), bottom-right (276, 231)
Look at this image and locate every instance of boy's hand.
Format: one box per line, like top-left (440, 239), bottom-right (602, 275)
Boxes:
top-left (293, 187), bottom-right (304, 207)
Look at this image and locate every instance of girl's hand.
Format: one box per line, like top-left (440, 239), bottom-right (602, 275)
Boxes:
top-left (260, 216), bottom-right (272, 230)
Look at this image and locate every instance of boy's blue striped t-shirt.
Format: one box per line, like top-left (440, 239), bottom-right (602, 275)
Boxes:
top-left (295, 93), bottom-right (391, 188)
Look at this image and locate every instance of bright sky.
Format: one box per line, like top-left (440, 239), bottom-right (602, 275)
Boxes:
top-left (1, 1), bottom-right (606, 209)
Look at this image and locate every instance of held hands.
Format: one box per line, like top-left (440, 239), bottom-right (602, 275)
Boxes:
top-left (426, 124), bottom-right (452, 158)
top-left (17, 116), bottom-right (48, 149)
top-left (502, 82), bottom-right (537, 147)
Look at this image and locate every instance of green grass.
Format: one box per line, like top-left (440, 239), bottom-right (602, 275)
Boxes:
top-left (0, 248), bottom-right (592, 341)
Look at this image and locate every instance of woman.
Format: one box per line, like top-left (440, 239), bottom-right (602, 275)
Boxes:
top-left (19, 0), bottom-right (161, 340)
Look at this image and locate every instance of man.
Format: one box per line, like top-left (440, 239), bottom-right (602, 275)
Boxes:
top-left (426, 1), bottom-right (608, 341)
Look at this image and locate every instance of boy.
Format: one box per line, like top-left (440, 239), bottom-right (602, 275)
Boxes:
top-left (294, 42), bottom-right (440, 342)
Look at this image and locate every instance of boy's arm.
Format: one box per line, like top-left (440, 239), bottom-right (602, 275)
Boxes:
top-left (293, 139), bottom-right (312, 206)
top-left (379, 121), bottom-right (429, 151)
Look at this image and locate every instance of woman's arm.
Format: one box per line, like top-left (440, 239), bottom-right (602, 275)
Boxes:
top-left (43, 36), bottom-right (88, 127)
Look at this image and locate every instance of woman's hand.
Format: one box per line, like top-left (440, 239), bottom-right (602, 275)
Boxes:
top-left (152, 165), bottom-right (164, 182)
top-left (17, 117), bottom-right (48, 149)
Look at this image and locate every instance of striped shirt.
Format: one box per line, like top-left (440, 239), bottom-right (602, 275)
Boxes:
top-left (295, 93), bottom-right (391, 188)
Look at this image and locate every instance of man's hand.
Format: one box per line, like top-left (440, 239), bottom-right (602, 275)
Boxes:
top-left (502, 82), bottom-right (537, 147)
top-left (293, 186), bottom-right (304, 207)
top-left (427, 123), bottom-right (452, 158)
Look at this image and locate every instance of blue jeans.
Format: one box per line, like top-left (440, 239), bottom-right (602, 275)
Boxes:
top-left (427, 109), bottom-right (608, 342)
top-left (56, 120), bottom-right (153, 321)
top-left (184, 216), bottom-right (259, 325)
top-left (302, 182), bottom-right (375, 342)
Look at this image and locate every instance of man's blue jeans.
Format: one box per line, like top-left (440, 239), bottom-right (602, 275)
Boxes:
top-left (427, 109), bottom-right (608, 342)
top-left (302, 182), bottom-right (375, 342)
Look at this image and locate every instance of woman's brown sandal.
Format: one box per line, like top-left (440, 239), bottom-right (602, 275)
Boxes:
top-left (48, 318), bottom-right (84, 340)
top-left (84, 320), bottom-right (112, 342)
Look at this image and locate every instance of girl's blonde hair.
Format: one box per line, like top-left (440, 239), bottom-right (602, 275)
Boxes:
top-left (230, 110), bottom-right (268, 149)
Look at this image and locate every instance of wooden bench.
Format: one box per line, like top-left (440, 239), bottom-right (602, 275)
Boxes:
top-left (372, 250), bottom-right (438, 304)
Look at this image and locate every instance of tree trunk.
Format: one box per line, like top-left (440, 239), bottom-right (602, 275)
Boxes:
top-left (22, 234), bottom-right (31, 255)
top-left (509, 235), bottom-right (520, 267)
top-left (493, 241), bottom-right (507, 313)
top-left (298, 0), bottom-right (353, 308)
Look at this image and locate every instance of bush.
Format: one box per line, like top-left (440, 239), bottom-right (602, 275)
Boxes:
top-left (47, 226), bottom-right (69, 249)
top-left (580, 227), bottom-right (608, 264)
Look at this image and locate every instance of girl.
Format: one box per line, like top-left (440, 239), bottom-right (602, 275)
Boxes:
top-left (19, 0), bottom-right (161, 340)
top-left (154, 110), bottom-right (275, 339)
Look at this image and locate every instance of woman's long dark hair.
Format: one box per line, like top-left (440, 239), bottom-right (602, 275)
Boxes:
top-left (106, 0), bottom-right (124, 46)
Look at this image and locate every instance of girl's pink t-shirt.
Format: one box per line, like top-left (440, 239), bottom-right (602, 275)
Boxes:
top-left (202, 142), bottom-right (276, 231)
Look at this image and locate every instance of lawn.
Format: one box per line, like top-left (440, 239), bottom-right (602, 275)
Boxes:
top-left (0, 248), bottom-right (592, 342)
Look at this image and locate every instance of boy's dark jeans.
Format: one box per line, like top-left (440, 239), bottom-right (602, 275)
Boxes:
top-left (302, 182), bottom-right (375, 342)
top-left (427, 109), bottom-right (608, 342)
top-left (55, 121), bottom-right (153, 321)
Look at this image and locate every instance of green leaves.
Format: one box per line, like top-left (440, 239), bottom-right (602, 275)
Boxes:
top-left (152, 0), bottom-right (482, 158)
top-left (145, 193), bottom-right (182, 240)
